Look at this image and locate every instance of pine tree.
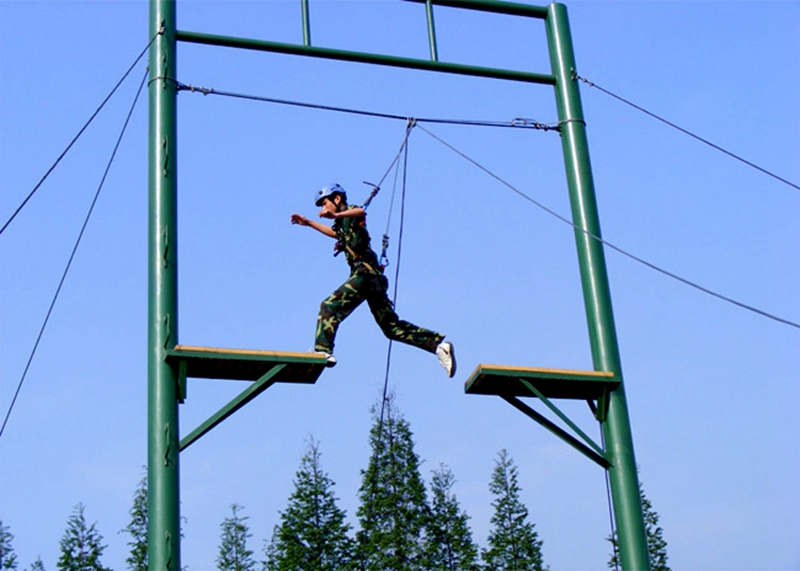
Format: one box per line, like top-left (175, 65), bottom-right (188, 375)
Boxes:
top-left (355, 395), bottom-right (430, 571)
top-left (607, 483), bottom-right (671, 571)
top-left (217, 504), bottom-right (255, 571)
top-left (424, 465), bottom-right (479, 571)
top-left (261, 535), bottom-right (279, 571)
top-left (266, 439), bottom-right (354, 571)
top-left (28, 558), bottom-right (45, 571)
top-left (0, 520), bottom-right (18, 571)
top-left (57, 504), bottom-right (111, 571)
top-left (122, 472), bottom-right (148, 571)
top-left (482, 450), bottom-right (546, 571)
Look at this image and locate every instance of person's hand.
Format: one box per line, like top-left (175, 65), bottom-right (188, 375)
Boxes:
top-left (291, 213), bottom-right (310, 226)
top-left (318, 208), bottom-right (337, 220)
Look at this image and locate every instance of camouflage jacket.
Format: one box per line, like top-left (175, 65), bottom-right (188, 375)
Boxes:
top-left (333, 204), bottom-right (382, 275)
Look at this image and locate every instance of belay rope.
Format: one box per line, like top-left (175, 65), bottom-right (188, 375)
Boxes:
top-left (361, 118), bottom-right (416, 270)
top-left (365, 119), bottom-right (415, 427)
top-left (359, 120), bottom-right (415, 545)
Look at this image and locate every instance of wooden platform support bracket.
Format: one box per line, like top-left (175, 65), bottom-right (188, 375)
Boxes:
top-left (465, 364), bottom-right (619, 468)
top-left (166, 346), bottom-right (327, 451)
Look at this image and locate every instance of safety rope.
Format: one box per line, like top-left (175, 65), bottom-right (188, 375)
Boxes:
top-left (0, 30), bottom-right (161, 237)
top-left (378, 124), bottom-right (411, 433)
top-left (0, 67), bottom-right (150, 439)
top-left (377, 138), bottom-right (406, 269)
top-left (416, 124), bottom-right (800, 331)
top-left (360, 118), bottom-right (417, 269)
top-left (574, 72), bottom-right (800, 193)
top-left (362, 118), bottom-right (416, 210)
top-left (600, 426), bottom-right (621, 571)
top-left (359, 124), bottom-right (412, 553)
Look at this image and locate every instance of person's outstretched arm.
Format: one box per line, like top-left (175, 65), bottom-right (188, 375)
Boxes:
top-left (290, 213), bottom-right (336, 238)
top-left (319, 206), bottom-right (365, 220)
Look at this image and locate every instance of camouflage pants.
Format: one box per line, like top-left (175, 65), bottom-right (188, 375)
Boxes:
top-left (315, 272), bottom-right (444, 354)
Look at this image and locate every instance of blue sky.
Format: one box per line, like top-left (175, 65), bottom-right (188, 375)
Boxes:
top-left (1, 1), bottom-right (798, 570)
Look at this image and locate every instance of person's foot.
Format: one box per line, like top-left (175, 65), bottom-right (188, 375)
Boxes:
top-left (436, 341), bottom-right (456, 378)
top-left (314, 350), bottom-right (337, 368)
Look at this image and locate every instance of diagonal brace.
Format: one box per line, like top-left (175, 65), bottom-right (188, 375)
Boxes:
top-left (179, 364), bottom-right (287, 452)
top-left (501, 394), bottom-right (610, 469)
top-left (519, 378), bottom-right (606, 458)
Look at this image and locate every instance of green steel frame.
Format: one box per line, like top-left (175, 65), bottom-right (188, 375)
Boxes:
top-left (147, 0), bottom-right (650, 569)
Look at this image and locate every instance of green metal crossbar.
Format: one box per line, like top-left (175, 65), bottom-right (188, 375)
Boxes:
top-left (176, 30), bottom-right (556, 86)
top-left (403, 0), bottom-right (549, 18)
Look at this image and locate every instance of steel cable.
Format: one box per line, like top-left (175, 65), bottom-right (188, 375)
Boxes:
top-left (574, 73), bottom-right (800, 193)
top-left (0, 31), bottom-right (160, 236)
top-left (416, 124), bottom-right (800, 331)
top-left (1, 68), bottom-right (149, 438)
top-left (176, 82), bottom-right (557, 132)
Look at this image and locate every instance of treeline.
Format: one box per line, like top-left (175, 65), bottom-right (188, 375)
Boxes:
top-left (1, 396), bottom-right (670, 571)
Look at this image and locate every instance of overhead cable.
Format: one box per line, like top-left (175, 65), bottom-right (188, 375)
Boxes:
top-left (363, 119), bottom-right (416, 212)
top-left (0, 68), bottom-right (149, 439)
top-left (176, 81), bottom-right (558, 132)
top-left (416, 124), bottom-right (800, 331)
top-left (0, 30), bottom-right (160, 236)
top-left (574, 73), bottom-right (800, 193)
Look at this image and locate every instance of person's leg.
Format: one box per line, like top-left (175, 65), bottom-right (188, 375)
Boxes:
top-left (314, 274), bottom-right (367, 354)
top-left (365, 275), bottom-right (444, 353)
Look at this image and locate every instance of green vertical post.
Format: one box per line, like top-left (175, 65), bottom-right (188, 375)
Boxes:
top-left (545, 4), bottom-right (650, 570)
top-left (148, 1), bottom-right (181, 571)
top-left (301, 0), bottom-right (311, 46)
top-left (425, 0), bottom-right (439, 61)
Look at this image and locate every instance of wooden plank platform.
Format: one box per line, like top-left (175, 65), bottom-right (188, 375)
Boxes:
top-left (166, 345), bottom-right (327, 384)
top-left (465, 364), bottom-right (618, 400)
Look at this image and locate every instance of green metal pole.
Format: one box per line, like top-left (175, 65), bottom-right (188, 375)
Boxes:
top-left (148, 1), bottom-right (180, 571)
top-left (301, 0), bottom-right (311, 46)
top-left (545, 4), bottom-right (650, 570)
top-left (425, 0), bottom-right (439, 61)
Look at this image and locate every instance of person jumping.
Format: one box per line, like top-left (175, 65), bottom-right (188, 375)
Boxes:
top-left (290, 183), bottom-right (456, 377)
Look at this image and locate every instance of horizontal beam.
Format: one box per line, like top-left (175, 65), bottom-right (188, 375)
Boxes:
top-left (402, 0), bottom-right (549, 19)
top-left (176, 30), bottom-right (556, 86)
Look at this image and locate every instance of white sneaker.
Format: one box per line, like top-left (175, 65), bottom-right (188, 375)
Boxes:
top-left (436, 341), bottom-right (456, 378)
top-left (313, 350), bottom-right (337, 368)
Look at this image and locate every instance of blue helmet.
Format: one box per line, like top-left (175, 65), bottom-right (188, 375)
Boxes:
top-left (315, 183), bottom-right (346, 207)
